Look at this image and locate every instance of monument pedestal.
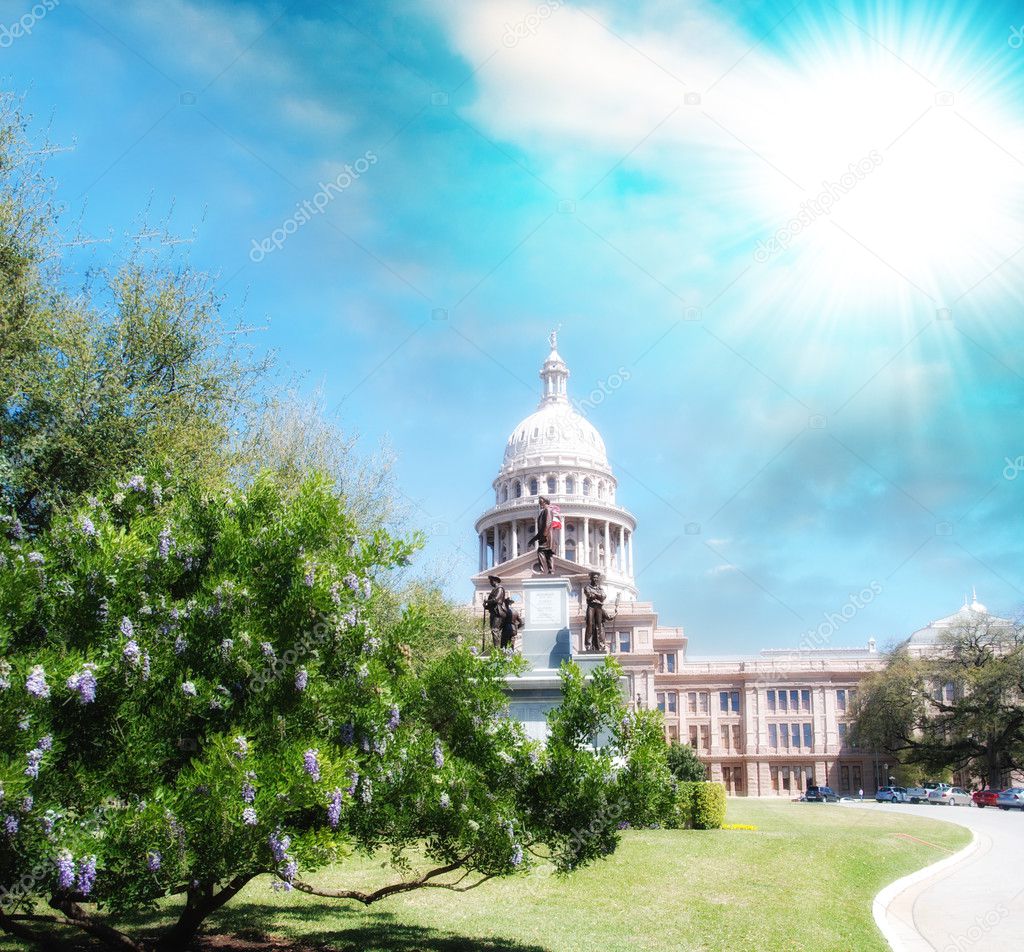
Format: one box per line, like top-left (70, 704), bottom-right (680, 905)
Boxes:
top-left (504, 577), bottom-right (623, 743)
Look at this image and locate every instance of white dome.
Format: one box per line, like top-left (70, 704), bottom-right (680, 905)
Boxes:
top-left (503, 403), bottom-right (609, 471)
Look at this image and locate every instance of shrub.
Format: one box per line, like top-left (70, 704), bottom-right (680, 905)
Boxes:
top-left (671, 781), bottom-right (726, 830)
top-left (665, 741), bottom-right (707, 782)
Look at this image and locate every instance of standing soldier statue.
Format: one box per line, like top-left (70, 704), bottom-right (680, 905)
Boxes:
top-left (483, 575), bottom-right (508, 650)
top-left (500, 596), bottom-right (524, 651)
top-left (583, 571), bottom-right (614, 652)
top-left (526, 495), bottom-right (555, 575)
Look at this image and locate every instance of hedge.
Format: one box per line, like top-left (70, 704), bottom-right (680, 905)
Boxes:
top-left (670, 781), bottom-right (726, 830)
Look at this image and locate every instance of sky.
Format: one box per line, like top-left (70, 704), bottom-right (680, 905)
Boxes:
top-left (4, 0), bottom-right (1024, 654)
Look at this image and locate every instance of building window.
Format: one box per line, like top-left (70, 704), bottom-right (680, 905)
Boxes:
top-left (778, 690), bottom-right (788, 713)
top-left (801, 689), bottom-right (811, 712)
top-left (514, 480), bottom-right (522, 498)
top-left (547, 476), bottom-right (557, 495)
top-left (688, 724), bottom-right (710, 753)
top-left (686, 691), bottom-right (709, 714)
top-left (583, 478), bottom-right (592, 496)
top-left (768, 723), bottom-right (778, 749)
top-left (789, 690), bottom-right (799, 711)
top-left (840, 765), bottom-right (851, 792)
top-left (852, 765), bottom-right (862, 792)
top-left (838, 722), bottom-right (848, 747)
top-left (565, 476), bottom-right (575, 494)
top-left (529, 478), bottom-right (538, 495)
top-left (803, 723), bottom-right (813, 749)
top-left (659, 652), bottom-right (676, 673)
top-left (719, 690), bottom-right (740, 714)
top-left (767, 689), bottom-right (776, 712)
top-left (565, 543), bottom-right (576, 562)
top-left (657, 692), bottom-right (677, 714)
top-left (837, 689), bottom-right (847, 712)
top-left (791, 723), bottom-right (801, 748)
top-left (617, 630), bottom-right (631, 653)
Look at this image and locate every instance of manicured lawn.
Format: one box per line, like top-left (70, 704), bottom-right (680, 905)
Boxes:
top-left (2, 801), bottom-right (969, 951)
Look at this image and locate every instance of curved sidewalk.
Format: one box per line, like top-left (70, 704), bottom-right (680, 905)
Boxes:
top-left (843, 801), bottom-right (1024, 951)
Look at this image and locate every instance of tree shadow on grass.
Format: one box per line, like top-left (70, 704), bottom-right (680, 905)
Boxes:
top-left (12, 902), bottom-right (549, 952)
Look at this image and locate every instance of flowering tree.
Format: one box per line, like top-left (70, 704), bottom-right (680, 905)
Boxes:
top-left (0, 470), bottom-right (664, 951)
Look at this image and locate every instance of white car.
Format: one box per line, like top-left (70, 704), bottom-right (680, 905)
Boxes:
top-left (996, 788), bottom-right (1024, 811)
top-left (927, 786), bottom-right (971, 806)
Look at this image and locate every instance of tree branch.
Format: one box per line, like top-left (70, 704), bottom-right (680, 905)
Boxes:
top-left (47, 896), bottom-right (145, 952)
top-left (292, 855), bottom-right (478, 905)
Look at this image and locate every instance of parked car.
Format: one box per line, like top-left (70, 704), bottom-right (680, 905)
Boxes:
top-left (927, 786), bottom-right (971, 806)
top-left (906, 782), bottom-right (950, 804)
top-left (876, 786), bottom-right (910, 803)
top-left (973, 789), bottom-right (1000, 808)
top-left (996, 788), bottom-right (1024, 811)
top-left (804, 786), bottom-right (839, 802)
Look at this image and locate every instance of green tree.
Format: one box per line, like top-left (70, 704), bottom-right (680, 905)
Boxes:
top-left (0, 469), bottom-right (667, 951)
top-left (853, 615), bottom-right (1024, 788)
top-left (666, 741), bottom-right (708, 782)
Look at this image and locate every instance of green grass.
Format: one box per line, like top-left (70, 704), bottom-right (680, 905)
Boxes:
top-left (1, 801), bottom-right (970, 951)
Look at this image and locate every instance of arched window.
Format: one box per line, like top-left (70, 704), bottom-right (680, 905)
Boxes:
top-left (501, 483), bottom-right (509, 503)
top-left (547, 476), bottom-right (557, 495)
top-left (529, 478), bottom-right (538, 495)
top-left (514, 481), bottom-right (522, 498)
top-left (583, 478), bottom-right (592, 496)
top-left (597, 481), bottom-right (605, 499)
top-left (565, 476), bottom-right (575, 495)
top-left (533, 427), bottom-right (540, 438)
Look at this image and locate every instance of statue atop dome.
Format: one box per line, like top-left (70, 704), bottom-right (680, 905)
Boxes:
top-left (549, 328), bottom-right (558, 350)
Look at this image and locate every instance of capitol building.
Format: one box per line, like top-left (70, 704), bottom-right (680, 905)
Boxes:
top-left (469, 335), bottom-right (988, 798)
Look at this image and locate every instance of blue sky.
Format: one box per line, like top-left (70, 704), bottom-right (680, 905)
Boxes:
top-left (6, 0), bottom-right (1024, 653)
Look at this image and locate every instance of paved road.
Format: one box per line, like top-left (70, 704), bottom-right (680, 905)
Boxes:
top-left (844, 800), bottom-right (1024, 952)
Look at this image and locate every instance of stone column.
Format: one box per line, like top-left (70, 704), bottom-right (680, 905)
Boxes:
top-left (557, 518), bottom-right (565, 560)
top-left (479, 533), bottom-right (485, 571)
top-left (603, 521), bottom-right (611, 570)
top-left (582, 516), bottom-right (590, 566)
top-left (511, 521), bottom-right (518, 560)
top-left (618, 524), bottom-right (625, 572)
top-left (627, 531), bottom-right (634, 576)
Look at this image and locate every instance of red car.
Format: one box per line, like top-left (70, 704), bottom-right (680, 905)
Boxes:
top-left (972, 789), bottom-right (999, 808)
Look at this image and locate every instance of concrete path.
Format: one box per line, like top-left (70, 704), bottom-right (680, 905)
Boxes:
top-left (842, 800), bottom-right (1024, 952)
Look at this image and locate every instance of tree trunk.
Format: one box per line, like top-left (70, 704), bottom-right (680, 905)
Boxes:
top-left (152, 875), bottom-right (254, 952)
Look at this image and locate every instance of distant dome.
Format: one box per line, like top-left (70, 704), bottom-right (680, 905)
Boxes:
top-left (503, 404), bottom-right (609, 471)
top-left (906, 591), bottom-right (1007, 647)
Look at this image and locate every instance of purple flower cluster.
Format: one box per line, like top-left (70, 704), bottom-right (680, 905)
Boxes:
top-left (343, 572), bottom-right (360, 593)
top-left (181, 681), bottom-right (197, 697)
top-left (346, 772), bottom-right (358, 796)
top-left (67, 665), bottom-right (98, 704)
top-left (146, 851), bottom-right (161, 872)
top-left (9, 519), bottom-right (24, 540)
top-left (123, 640), bottom-right (142, 668)
top-left (220, 638), bottom-right (234, 659)
top-left (38, 735), bottom-right (52, 751)
top-left (25, 665), bottom-right (50, 699)
top-left (174, 633), bottom-right (187, 655)
top-left (362, 578), bottom-right (372, 600)
top-left (511, 844), bottom-right (523, 867)
top-left (25, 748), bottom-right (44, 779)
top-left (439, 792), bottom-right (450, 810)
top-left (120, 616), bottom-right (134, 639)
top-left (141, 652), bottom-right (151, 680)
top-left (269, 829), bottom-right (291, 863)
top-left (260, 642), bottom-right (275, 658)
top-left (339, 723), bottom-right (355, 745)
top-left (303, 565), bottom-right (315, 588)
top-left (387, 706), bottom-right (400, 731)
top-left (27, 551), bottom-right (45, 565)
top-left (327, 789), bottom-right (343, 829)
top-left (158, 527), bottom-right (173, 559)
top-left (242, 781), bottom-right (256, 804)
top-left (302, 749), bottom-right (320, 782)
top-left (242, 807), bottom-right (258, 826)
top-left (433, 740), bottom-right (445, 770)
top-left (20, 795), bottom-right (33, 813)
top-left (4, 815), bottom-right (18, 836)
top-left (56, 851), bottom-right (75, 890)
top-left (360, 779), bottom-right (373, 804)
top-left (330, 582), bottom-right (342, 605)
top-left (0, 661), bottom-right (9, 691)
top-left (295, 668), bottom-right (308, 692)
top-left (79, 514), bottom-right (97, 538)
top-left (233, 735), bottom-right (249, 759)
top-left (126, 475), bottom-right (147, 493)
top-left (76, 855), bottom-right (97, 896)
top-left (341, 609), bottom-right (358, 628)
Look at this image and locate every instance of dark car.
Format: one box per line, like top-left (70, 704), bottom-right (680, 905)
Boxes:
top-left (804, 785), bottom-right (840, 802)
